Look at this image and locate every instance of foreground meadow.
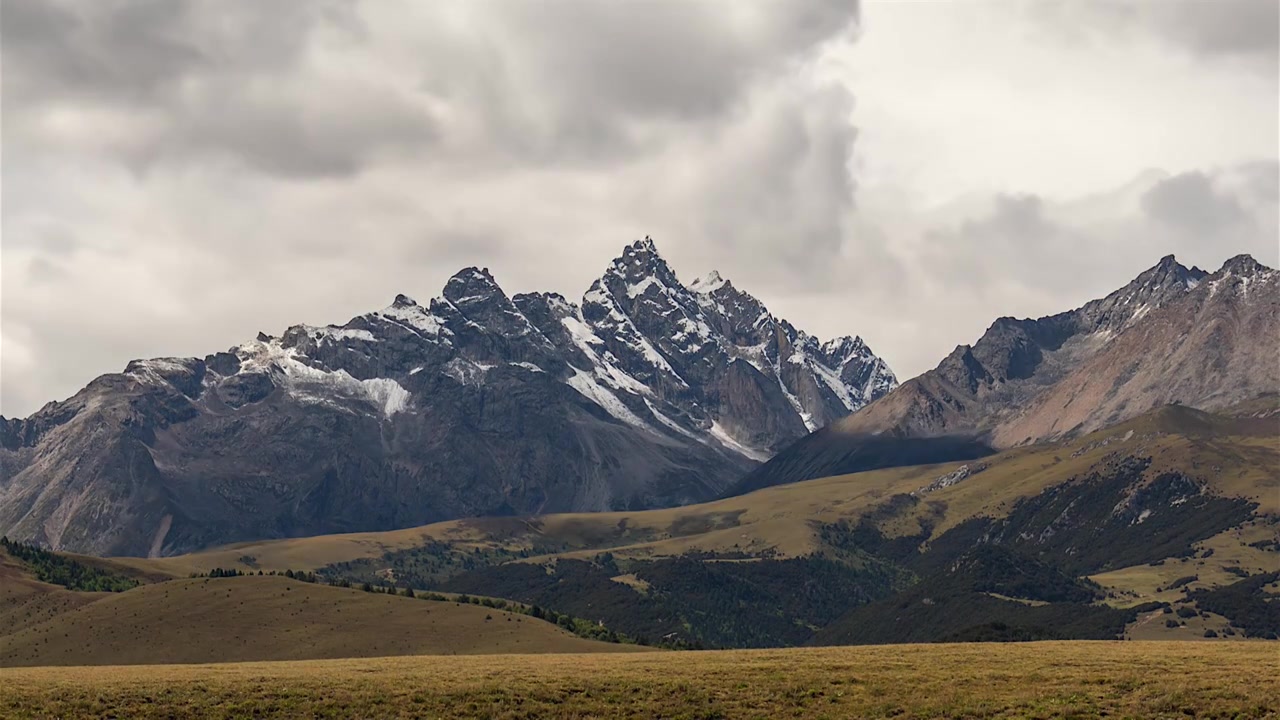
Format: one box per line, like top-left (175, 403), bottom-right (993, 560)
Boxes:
top-left (1, 641), bottom-right (1276, 719)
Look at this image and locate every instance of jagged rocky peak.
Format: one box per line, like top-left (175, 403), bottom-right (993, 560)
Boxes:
top-left (1217, 253), bottom-right (1269, 277)
top-left (1063, 254), bottom-right (1206, 335)
top-left (936, 343), bottom-right (994, 395)
top-left (440, 266), bottom-right (508, 307)
top-left (618, 235), bottom-right (665, 270)
top-left (1141, 254), bottom-right (1208, 288)
top-left (511, 291), bottom-right (581, 347)
top-left (688, 270), bottom-right (776, 346)
top-left (430, 266), bottom-right (549, 345)
top-left (594, 236), bottom-right (688, 302)
top-left (821, 335), bottom-right (867, 363)
top-left (372, 290), bottom-right (449, 340)
top-left (921, 253), bottom-right (1229, 400)
top-left (1200, 253), bottom-right (1277, 303)
top-left (512, 291), bottom-right (575, 319)
top-left (1112, 255), bottom-right (1209, 306)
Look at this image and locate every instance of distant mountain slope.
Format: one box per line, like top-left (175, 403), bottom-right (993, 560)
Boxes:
top-left (0, 238), bottom-right (894, 557)
top-left (729, 253), bottom-right (1277, 493)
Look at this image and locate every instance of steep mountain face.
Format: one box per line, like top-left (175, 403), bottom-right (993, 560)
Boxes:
top-left (0, 239), bottom-right (895, 557)
top-left (732, 253), bottom-right (1277, 494)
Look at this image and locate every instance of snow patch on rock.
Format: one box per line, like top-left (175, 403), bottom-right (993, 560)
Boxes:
top-left (566, 368), bottom-right (653, 432)
top-left (707, 421), bottom-right (770, 461)
top-left (237, 339), bottom-right (410, 418)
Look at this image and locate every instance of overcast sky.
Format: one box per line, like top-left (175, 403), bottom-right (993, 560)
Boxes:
top-left (2, 0), bottom-right (1277, 418)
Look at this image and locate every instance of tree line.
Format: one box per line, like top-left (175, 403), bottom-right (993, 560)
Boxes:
top-left (0, 536), bottom-right (138, 592)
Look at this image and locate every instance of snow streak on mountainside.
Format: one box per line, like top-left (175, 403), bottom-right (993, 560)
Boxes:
top-left (0, 239), bottom-right (895, 556)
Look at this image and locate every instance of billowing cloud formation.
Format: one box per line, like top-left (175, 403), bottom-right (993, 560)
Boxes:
top-left (1142, 171), bottom-right (1248, 237)
top-left (893, 162), bottom-right (1279, 355)
top-left (2, 0), bottom-right (1276, 419)
top-left (1, 0), bottom-right (862, 416)
top-left (3, 0), bottom-right (859, 176)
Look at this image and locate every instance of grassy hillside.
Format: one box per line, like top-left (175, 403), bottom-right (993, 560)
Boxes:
top-left (109, 460), bottom-right (951, 577)
top-left (1, 642), bottom-right (1276, 719)
top-left (0, 550), bottom-right (107, 639)
top-left (0, 569), bottom-right (641, 668)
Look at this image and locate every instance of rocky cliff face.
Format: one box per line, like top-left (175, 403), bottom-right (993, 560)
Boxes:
top-left (0, 238), bottom-right (895, 557)
top-left (730, 253), bottom-right (1277, 495)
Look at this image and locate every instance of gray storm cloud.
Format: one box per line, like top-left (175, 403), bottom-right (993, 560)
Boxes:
top-left (1031, 0), bottom-right (1279, 74)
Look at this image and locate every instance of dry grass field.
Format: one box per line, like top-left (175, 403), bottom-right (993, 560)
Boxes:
top-left (0, 641), bottom-right (1275, 719)
top-left (0, 576), bottom-right (636, 667)
top-left (0, 552), bottom-right (106, 638)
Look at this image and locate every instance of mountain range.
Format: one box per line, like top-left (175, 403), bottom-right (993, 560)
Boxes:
top-left (730, 253), bottom-right (1278, 495)
top-left (0, 238), bottom-right (895, 557)
top-left (0, 244), bottom-right (1276, 655)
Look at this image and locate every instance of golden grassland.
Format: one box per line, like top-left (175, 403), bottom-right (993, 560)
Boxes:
top-left (0, 641), bottom-right (1276, 719)
top-left (0, 576), bottom-right (635, 667)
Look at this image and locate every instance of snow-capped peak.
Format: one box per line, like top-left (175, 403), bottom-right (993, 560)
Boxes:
top-left (605, 236), bottom-right (682, 287)
top-left (689, 270), bottom-right (728, 294)
top-left (820, 336), bottom-right (869, 366)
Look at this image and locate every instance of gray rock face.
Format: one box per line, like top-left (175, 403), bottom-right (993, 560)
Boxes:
top-left (0, 239), bottom-right (896, 557)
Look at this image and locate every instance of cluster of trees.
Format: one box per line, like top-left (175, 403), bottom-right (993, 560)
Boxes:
top-left (318, 541), bottom-right (529, 589)
top-left (0, 536), bottom-right (138, 592)
top-left (353, 581), bottom-right (420, 597)
top-left (191, 568), bottom-right (321, 583)
top-left (1189, 572), bottom-right (1280, 639)
top-left (435, 554), bottom-right (898, 649)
